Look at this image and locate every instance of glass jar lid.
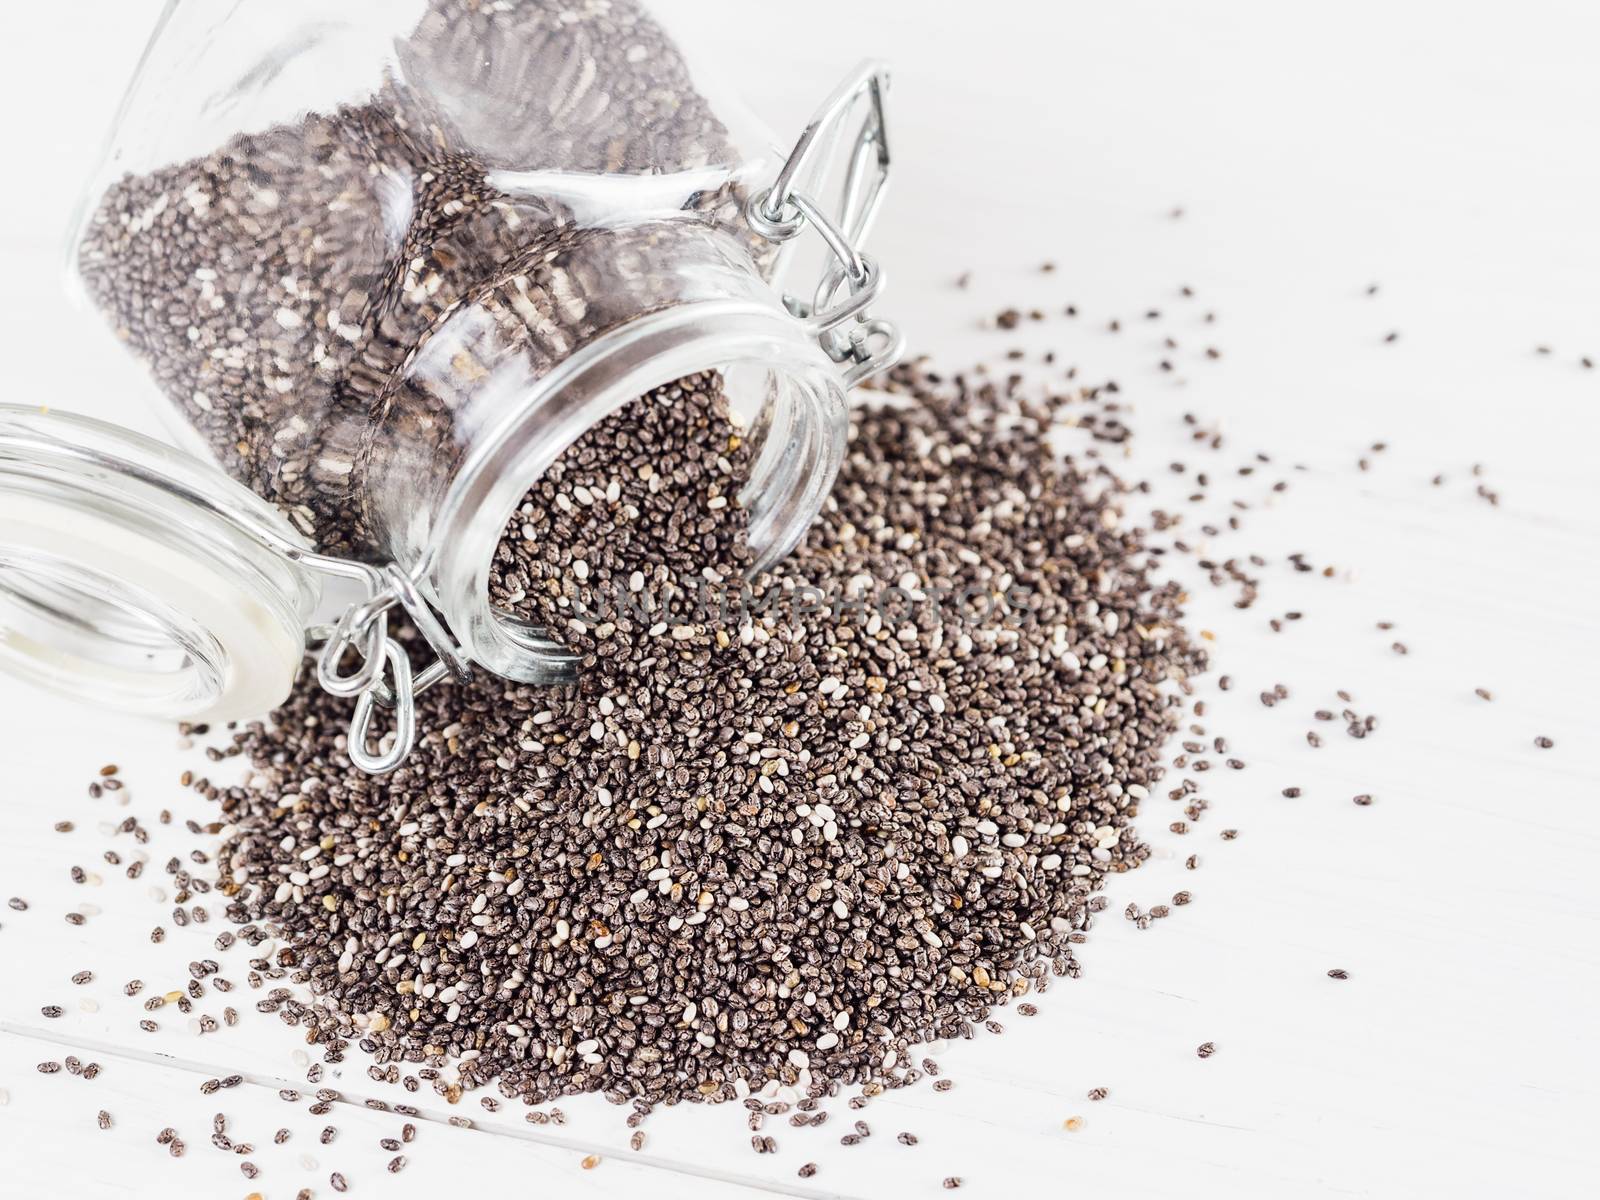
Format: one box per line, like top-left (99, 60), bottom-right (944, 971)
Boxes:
top-left (0, 405), bottom-right (320, 723)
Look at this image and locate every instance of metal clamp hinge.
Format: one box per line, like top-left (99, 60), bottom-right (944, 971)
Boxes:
top-left (746, 61), bottom-right (905, 390)
top-left (303, 558), bottom-right (473, 775)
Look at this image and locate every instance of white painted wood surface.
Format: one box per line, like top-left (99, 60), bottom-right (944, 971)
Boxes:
top-left (2, 2), bottom-right (1597, 1196)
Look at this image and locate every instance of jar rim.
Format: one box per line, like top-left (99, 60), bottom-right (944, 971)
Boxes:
top-left (426, 298), bottom-right (847, 684)
top-left (0, 405), bottom-right (318, 720)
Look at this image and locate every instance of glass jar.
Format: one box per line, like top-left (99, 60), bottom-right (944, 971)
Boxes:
top-left (0, 0), bottom-right (901, 772)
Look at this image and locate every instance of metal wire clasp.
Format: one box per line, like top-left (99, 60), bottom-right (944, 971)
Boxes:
top-left (746, 61), bottom-right (905, 387)
top-left (304, 558), bottom-right (473, 775)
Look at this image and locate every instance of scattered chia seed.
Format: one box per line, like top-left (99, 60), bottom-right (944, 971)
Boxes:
top-left (35, 233), bottom-right (1480, 1197)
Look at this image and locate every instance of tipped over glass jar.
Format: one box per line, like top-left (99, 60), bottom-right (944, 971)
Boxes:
top-left (0, 0), bottom-right (901, 771)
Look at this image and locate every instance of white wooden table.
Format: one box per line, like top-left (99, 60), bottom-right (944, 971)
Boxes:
top-left (2, 2), bottom-right (1597, 1196)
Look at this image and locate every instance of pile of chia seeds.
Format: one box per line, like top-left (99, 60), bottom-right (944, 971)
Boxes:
top-left (187, 358), bottom-right (1202, 1114)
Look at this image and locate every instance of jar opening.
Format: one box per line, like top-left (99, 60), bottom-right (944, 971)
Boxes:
top-left (426, 301), bottom-right (846, 684)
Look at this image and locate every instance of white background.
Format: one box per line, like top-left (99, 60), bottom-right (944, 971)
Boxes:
top-left (2, 2), bottom-right (1598, 1197)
